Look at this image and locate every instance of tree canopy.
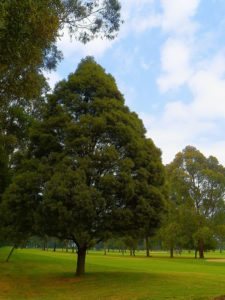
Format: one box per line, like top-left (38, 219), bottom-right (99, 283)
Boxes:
top-left (0, 0), bottom-right (122, 101)
top-left (166, 146), bottom-right (225, 258)
top-left (0, 0), bottom-right (122, 223)
top-left (1, 57), bottom-right (165, 275)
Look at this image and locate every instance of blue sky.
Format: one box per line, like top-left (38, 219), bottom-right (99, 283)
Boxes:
top-left (45, 0), bottom-right (225, 165)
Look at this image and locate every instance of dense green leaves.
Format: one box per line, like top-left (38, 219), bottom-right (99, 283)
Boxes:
top-left (1, 58), bottom-right (165, 275)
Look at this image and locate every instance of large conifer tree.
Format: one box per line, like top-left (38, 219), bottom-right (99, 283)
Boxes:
top-left (1, 58), bottom-right (165, 275)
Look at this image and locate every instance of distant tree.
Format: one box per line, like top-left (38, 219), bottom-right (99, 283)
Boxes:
top-left (158, 200), bottom-right (182, 258)
top-left (126, 137), bottom-right (165, 257)
top-left (1, 58), bottom-right (165, 275)
top-left (123, 235), bottom-right (138, 256)
top-left (167, 146), bottom-right (225, 258)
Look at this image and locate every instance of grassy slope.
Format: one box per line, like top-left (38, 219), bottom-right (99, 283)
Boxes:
top-left (0, 248), bottom-right (225, 300)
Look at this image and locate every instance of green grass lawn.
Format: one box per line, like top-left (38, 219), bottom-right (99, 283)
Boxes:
top-left (1, 247), bottom-right (225, 300)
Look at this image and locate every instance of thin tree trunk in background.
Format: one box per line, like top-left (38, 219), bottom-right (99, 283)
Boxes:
top-left (5, 245), bottom-right (16, 262)
top-left (146, 236), bottom-right (150, 257)
top-left (170, 247), bottom-right (174, 258)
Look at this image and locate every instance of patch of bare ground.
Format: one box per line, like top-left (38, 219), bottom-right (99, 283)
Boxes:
top-left (44, 275), bottom-right (82, 287)
top-left (57, 277), bottom-right (81, 283)
top-left (207, 259), bottom-right (225, 262)
top-left (214, 295), bottom-right (225, 300)
top-left (0, 281), bottom-right (11, 293)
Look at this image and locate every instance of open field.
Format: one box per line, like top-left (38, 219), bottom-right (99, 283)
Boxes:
top-left (1, 248), bottom-right (225, 300)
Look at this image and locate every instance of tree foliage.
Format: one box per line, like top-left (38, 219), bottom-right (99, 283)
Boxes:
top-left (0, 1), bottom-right (122, 227)
top-left (0, 0), bottom-right (121, 101)
top-left (166, 146), bottom-right (225, 258)
top-left (1, 58), bottom-right (165, 275)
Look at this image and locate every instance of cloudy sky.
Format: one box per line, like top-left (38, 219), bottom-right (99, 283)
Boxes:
top-left (45, 0), bottom-right (225, 165)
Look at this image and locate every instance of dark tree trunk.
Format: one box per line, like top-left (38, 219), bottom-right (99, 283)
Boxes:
top-left (5, 245), bottom-right (16, 262)
top-left (146, 236), bottom-right (150, 257)
top-left (170, 247), bottom-right (174, 258)
top-left (76, 248), bottom-right (87, 276)
top-left (53, 243), bottom-right (56, 252)
top-left (199, 240), bottom-right (204, 259)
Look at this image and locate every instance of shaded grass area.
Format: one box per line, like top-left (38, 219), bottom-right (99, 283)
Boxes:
top-left (1, 248), bottom-right (225, 299)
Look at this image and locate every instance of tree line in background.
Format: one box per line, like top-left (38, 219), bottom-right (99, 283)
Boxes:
top-left (1, 0), bottom-right (225, 277)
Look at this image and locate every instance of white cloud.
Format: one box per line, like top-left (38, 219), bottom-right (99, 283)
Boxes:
top-left (156, 0), bottom-right (201, 92)
top-left (202, 141), bottom-right (225, 166)
top-left (120, 0), bottom-right (161, 35)
top-left (132, 14), bottom-right (161, 33)
top-left (121, 0), bottom-right (200, 36)
top-left (190, 68), bottom-right (225, 119)
top-left (157, 38), bottom-right (193, 91)
top-left (57, 30), bottom-right (115, 59)
top-left (149, 49), bottom-right (225, 164)
top-left (142, 102), bottom-right (217, 164)
top-left (160, 0), bottom-right (200, 35)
